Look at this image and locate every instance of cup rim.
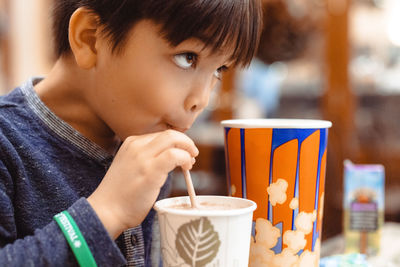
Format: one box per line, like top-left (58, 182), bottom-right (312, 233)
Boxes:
top-left (221, 118), bottom-right (332, 129)
top-left (154, 195), bottom-right (257, 217)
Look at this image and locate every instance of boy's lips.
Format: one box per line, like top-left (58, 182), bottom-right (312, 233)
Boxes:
top-left (166, 123), bottom-right (189, 132)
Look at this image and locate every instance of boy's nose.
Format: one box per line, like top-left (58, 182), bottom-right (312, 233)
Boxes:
top-left (184, 81), bottom-right (212, 113)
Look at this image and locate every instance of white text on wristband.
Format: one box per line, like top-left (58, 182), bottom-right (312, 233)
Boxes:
top-left (54, 211), bottom-right (98, 267)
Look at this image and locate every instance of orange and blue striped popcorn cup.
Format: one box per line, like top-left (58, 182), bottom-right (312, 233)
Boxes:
top-left (221, 119), bottom-right (332, 267)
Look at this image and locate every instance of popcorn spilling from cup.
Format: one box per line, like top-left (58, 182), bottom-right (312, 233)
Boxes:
top-left (283, 230), bottom-right (306, 253)
top-left (249, 178), bottom-right (320, 267)
top-left (267, 179), bottom-right (288, 206)
top-left (290, 198), bottom-right (299, 210)
top-left (295, 210), bottom-right (317, 235)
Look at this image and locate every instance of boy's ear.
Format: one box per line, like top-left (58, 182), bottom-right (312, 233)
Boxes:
top-left (69, 7), bottom-right (100, 69)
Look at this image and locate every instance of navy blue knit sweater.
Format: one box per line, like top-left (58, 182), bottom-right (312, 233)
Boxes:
top-left (0, 78), bottom-right (170, 266)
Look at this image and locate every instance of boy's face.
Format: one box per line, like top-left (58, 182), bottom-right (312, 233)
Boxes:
top-left (88, 20), bottom-right (231, 139)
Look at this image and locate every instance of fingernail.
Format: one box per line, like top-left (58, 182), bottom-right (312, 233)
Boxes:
top-left (191, 157), bottom-right (196, 164)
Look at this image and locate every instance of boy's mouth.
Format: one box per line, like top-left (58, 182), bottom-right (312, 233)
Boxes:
top-left (166, 123), bottom-right (189, 133)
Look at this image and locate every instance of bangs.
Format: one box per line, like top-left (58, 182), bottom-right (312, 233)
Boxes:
top-left (146, 0), bottom-right (262, 67)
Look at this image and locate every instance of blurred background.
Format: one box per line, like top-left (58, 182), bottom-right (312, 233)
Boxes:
top-left (1, 0), bottom-right (400, 242)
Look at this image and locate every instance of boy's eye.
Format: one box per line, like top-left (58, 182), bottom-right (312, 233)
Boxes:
top-left (214, 65), bottom-right (228, 80)
top-left (174, 53), bottom-right (197, 69)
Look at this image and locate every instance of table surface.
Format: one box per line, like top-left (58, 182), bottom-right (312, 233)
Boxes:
top-left (321, 222), bottom-right (400, 266)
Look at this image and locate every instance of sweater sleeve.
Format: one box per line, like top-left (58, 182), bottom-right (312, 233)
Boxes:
top-left (0, 192), bottom-right (127, 266)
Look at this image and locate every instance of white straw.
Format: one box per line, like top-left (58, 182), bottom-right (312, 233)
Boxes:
top-left (182, 168), bottom-right (198, 208)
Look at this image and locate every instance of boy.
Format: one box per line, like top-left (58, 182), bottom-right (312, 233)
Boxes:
top-left (0, 0), bottom-right (262, 266)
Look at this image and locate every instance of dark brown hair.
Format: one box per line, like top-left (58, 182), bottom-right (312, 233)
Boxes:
top-left (52, 0), bottom-right (263, 67)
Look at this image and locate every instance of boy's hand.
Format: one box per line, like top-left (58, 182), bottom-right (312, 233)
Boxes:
top-left (87, 129), bottom-right (198, 239)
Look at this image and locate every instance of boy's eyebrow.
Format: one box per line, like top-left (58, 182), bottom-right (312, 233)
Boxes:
top-left (199, 48), bottom-right (235, 66)
top-left (172, 38), bottom-right (235, 65)
top-left (173, 38), bottom-right (207, 50)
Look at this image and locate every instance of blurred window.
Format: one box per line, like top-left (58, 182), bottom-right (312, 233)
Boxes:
top-left (350, 0), bottom-right (400, 94)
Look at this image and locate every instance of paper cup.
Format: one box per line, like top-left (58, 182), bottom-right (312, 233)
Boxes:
top-left (154, 195), bottom-right (257, 267)
top-left (222, 119), bottom-right (332, 267)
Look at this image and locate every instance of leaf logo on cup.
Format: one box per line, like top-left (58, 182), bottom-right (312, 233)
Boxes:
top-left (175, 217), bottom-right (221, 267)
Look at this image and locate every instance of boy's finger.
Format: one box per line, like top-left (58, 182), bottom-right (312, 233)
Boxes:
top-left (146, 130), bottom-right (199, 158)
top-left (154, 148), bottom-right (194, 178)
top-left (122, 132), bottom-right (160, 150)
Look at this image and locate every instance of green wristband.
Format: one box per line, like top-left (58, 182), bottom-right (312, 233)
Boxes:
top-left (54, 211), bottom-right (98, 267)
